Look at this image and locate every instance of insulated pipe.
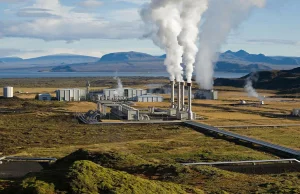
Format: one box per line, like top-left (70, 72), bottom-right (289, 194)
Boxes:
top-left (170, 81), bottom-right (175, 108)
top-left (187, 82), bottom-right (193, 120)
top-left (181, 82), bottom-right (185, 111)
top-left (177, 82), bottom-right (181, 111)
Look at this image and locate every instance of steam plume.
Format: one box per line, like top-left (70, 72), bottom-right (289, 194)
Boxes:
top-left (195, 0), bottom-right (267, 89)
top-left (244, 72), bottom-right (264, 100)
top-left (140, 0), bottom-right (183, 81)
top-left (113, 76), bottom-right (124, 96)
top-left (178, 0), bottom-right (208, 83)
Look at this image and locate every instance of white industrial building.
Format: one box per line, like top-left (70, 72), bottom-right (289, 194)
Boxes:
top-left (3, 86), bottom-right (13, 98)
top-left (103, 88), bottom-right (147, 100)
top-left (137, 94), bottom-right (164, 102)
top-left (38, 93), bottom-right (52, 101)
top-left (56, 88), bottom-right (86, 101)
top-left (194, 90), bottom-right (218, 100)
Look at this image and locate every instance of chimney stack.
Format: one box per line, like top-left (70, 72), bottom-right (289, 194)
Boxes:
top-left (170, 81), bottom-right (175, 108)
top-left (187, 82), bottom-right (193, 120)
top-left (177, 82), bottom-right (181, 112)
top-left (181, 82), bottom-right (185, 111)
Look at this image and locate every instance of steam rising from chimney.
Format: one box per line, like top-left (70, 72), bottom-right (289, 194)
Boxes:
top-left (178, 0), bottom-right (208, 83)
top-left (141, 0), bottom-right (183, 81)
top-left (195, 0), bottom-right (267, 89)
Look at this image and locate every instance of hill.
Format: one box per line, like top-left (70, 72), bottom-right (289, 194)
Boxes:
top-left (219, 50), bottom-right (300, 65)
top-left (3, 150), bottom-right (203, 194)
top-left (214, 66), bottom-right (300, 93)
top-left (26, 54), bottom-right (99, 65)
top-left (1, 50), bottom-right (299, 73)
top-left (99, 51), bottom-right (157, 62)
top-left (0, 57), bottom-right (23, 63)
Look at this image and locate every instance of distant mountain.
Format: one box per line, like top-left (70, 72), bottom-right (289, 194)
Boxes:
top-left (99, 51), bottom-right (158, 62)
top-left (26, 54), bottom-right (99, 64)
top-left (215, 61), bottom-right (272, 72)
top-left (214, 67), bottom-right (300, 94)
top-left (1, 50), bottom-right (299, 73)
top-left (158, 54), bottom-right (166, 59)
top-left (220, 50), bottom-right (299, 65)
top-left (50, 65), bottom-right (75, 72)
top-left (0, 57), bottom-right (23, 63)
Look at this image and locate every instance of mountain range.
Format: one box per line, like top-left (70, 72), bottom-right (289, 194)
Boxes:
top-left (0, 50), bottom-right (299, 73)
top-left (214, 66), bottom-right (300, 94)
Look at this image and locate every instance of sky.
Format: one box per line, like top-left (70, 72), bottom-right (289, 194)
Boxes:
top-left (0, 0), bottom-right (299, 59)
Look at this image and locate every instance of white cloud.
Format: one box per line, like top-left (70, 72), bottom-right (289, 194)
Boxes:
top-left (0, 0), bottom-right (143, 41)
top-left (109, 9), bottom-right (140, 22)
top-left (79, 0), bottom-right (103, 8)
top-left (0, 0), bottom-right (26, 3)
top-left (115, 0), bottom-right (150, 5)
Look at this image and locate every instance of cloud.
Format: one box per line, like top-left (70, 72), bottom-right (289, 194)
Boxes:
top-left (0, 0), bottom-right (26, 3)
top-left (247, 39), bottom-right (300, 46)
top-left (0, 48), bottom-right (21, 57)
top-left (79, 0), bottom-right (103, 8)
top-left (109, 9), bottom-right (140, 22)
top-left (115, 0), bottom-right (150, 5)
top-left (17, 8), bottom-right (60, 18)
top-left (0, 0), bottom-right (143, 41)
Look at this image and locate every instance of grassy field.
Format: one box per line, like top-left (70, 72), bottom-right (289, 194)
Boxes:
top-left (0, 77), bottom-right (300, 193)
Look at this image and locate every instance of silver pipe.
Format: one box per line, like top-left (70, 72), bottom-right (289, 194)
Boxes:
top-left (177, 82), bottom-right (181, 111)
top-left (187, 82), bottom-right (193, 120)
top-left (181, 82), bottom-right (185, 111)
top-left (170, 81), bottom-right (175, 108)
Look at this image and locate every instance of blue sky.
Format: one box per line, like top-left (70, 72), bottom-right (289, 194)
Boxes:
top-left (0, 0), bottom-right (299, 59)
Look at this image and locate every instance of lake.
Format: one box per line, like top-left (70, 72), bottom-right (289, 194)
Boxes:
top-left (0, 71), bottom-right (247, 79)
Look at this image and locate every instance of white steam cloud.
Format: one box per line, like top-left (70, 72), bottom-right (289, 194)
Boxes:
top-left (244, 72), bottom-right (264, 100)
top-left (178, 0), bottom-right (208, 83)
top-left (141, 0), bottom-right (184, 82)
top-left (195, 0), bottom-right (267, 89)
top-left (113, 76), bottom-right (124, 96)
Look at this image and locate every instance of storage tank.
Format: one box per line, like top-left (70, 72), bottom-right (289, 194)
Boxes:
top-left (3, 86), bottom-right (13, 98)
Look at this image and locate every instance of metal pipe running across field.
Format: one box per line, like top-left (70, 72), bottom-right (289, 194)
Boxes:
top-left (0, 157), bottom-right (57, 163)
top-left (184, 121), bottom-right (300, 159)
top-left (182, 159), bottom-right (300, 166)
top-left (216, 124), bottom-right (300, 129)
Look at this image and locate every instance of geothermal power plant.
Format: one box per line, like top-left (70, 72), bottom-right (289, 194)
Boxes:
top-left (76, 79), bottom-right (196, 123)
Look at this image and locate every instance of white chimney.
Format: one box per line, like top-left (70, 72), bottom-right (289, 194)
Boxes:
top-left (177, 82), bottom-right (181, 112)
top-left (170, 81), bottom-right (175, 108)
top-left (187, 82), bottom-right (193, 120)
top-left (181, 82), bottom-right (185, 111)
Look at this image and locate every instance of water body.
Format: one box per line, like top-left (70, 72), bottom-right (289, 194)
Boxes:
top-left (0, 71), bottom-right (246, 79)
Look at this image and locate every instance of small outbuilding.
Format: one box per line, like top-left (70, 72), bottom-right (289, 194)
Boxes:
top-left (292, 109), bottom-right (300, 117)
top-left (38, 93), bottom-right (51, 101)
top-left (3, 86), bottom-right (13, 98)
top-left (194, 90), bottom-right (218, 100)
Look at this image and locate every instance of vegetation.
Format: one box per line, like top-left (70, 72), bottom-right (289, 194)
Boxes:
top-left (1, 150), bottom-right (299, 194)
top-left (0, 77), bottom-right (300, 193)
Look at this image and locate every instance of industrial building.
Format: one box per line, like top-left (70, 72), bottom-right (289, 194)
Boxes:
top-left (38, 93), bottom-right (51, 101)
top-left (56, 88), bottom-right (86, 101)
top-left (3, 86), bottom-right (13, 98)
top-left (194, 90), bottom-right (218, 100)
top-left (111, 104), bottom-right (140, 121)
top-left (103, 88), bottom-right (147, 100)
top-left (137, 94), bottom-right (163, 102)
